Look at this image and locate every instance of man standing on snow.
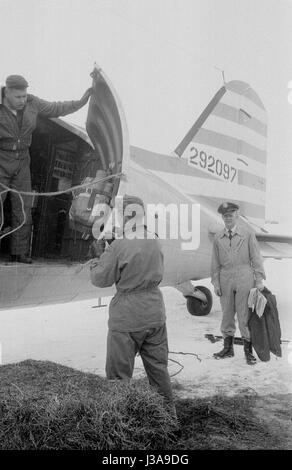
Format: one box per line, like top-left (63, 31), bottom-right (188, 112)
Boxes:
top-left (211, 202), bottom-right (266, 365)
top-left (90, 195), bottom-right (176, 418)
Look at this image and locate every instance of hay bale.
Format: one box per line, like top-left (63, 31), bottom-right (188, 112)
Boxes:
top-left (0, 360), bottom-right (177, 450)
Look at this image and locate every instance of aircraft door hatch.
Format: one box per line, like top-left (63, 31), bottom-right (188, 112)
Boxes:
top-left (86, 64), bottom-right (130, 195)
top-left (0, 65), bottom-right (130, 264)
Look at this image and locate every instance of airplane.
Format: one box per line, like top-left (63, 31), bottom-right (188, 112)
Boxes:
top-left (0, 64), bottom-right (292, 314)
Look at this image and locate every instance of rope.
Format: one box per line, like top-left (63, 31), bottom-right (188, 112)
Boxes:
top-left (0, 172), bottom-right (123, 197)
top-left (169, 350), bottom-right (202, 363)
top-left (168, 350), bottom-right (202, 378)
top-left (0, 190), bottom-right (26, 239)
top-left (168, 358), bottom-right (184, 378)
top-left (0, 172), bottom-right (123, 241)
top-left (0, 189), bottom-right (9, 232)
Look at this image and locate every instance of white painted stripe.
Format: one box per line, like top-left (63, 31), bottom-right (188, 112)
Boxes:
top-left (203, 114), bottom-right (266, 152)
top-left (191, 128), bottom-right (266, 164)
top-left (226, 81), bottom-right (265, 109)
top-left (181, 141), bottom-right (266, 179)
top-left (212, 102), bottom-right (267, 137)
top-left (238, 170), bottom-right (266, 191)
top-left (149, 170), bottom-right (265, 207)
top-left (221, 90), bottom-right (267, 124)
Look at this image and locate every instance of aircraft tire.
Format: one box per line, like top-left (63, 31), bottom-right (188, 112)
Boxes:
top-left (186, 286), bottom-right (213, 316)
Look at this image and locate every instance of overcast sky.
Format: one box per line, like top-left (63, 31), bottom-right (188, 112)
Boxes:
top-left (1, 0), bottom-right (292, 231)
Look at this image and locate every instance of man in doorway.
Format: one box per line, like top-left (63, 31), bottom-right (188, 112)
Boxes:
top-left (90, 195), bottom-right (176, 419)
top-left (0, 74), bottom-right (92, 263)
top-left (211, 202), bottom-right (266, 365)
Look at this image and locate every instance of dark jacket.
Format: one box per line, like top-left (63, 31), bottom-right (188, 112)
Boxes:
top-left (0, 93), bottom-right (85, 162)
top-left (248, 287), bottom-right (282, 361)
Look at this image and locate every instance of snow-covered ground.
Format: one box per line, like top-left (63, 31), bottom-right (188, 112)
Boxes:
top-left (0, 259), bottom-right (291, 399)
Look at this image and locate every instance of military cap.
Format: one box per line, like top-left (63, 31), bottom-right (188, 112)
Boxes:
top-left (217, 202), bottom-right (239, 215)
top-left (5, 75), bottom-right (29, 89)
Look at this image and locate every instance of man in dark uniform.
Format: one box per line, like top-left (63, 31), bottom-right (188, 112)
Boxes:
top-left (211, 202), bottom-right (266, 365)
top-left (0, 74), bottom-right (92, 263)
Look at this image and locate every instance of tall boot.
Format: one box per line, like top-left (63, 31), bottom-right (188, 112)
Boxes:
top-left (213, 336), bottom-right (234, 359)
top-left (243, 339), bottom-right (257, 365)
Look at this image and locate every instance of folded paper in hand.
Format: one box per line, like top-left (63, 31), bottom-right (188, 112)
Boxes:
top-left (248, 288), bottom-right (267, 318)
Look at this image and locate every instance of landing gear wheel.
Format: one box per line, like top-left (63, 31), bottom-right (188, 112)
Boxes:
top-left (186, 286), bottom-right (213, 316)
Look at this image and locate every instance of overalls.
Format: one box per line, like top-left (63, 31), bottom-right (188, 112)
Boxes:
top-left (211, 225), bottom-right (265, 340)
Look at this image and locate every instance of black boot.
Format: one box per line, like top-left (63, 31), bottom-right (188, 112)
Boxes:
top-left (243, 340), bottom-right (257, 365)
top-left (213, 336), bottom-right (234, 359)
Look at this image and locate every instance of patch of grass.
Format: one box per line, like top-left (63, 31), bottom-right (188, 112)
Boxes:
top-left (0, 360), bottom-right (176, 450)
top-left (171, 396), bottom-right (280, 450)
top-left (0, 360), bottom-right (281, 450)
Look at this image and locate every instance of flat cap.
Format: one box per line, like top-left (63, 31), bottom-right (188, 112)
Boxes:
top-left (5, 75), bottom-right (29, 89)
top-left (217, 202), bottom-right (239, 215)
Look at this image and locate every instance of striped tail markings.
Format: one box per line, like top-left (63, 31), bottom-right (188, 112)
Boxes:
top-left (174, 80), bottom-right (267, 225)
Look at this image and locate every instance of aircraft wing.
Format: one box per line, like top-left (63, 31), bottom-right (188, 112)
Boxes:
top-left (255, 233), bottom-right (292, 259)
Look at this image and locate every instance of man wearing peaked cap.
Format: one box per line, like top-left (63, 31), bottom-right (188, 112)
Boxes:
top-left (210, 201), bottom-right (266, 365)
top-left (217, 202), bottom-right (239, 215)
top-left (0, 73), bottom-right (93, 263)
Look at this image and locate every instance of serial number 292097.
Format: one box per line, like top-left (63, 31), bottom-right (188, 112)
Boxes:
top-left (188, 146), bottom-right (237, 182)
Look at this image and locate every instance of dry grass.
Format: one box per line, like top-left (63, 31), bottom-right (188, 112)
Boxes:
top-left (172, 396), bottom-right (280, 449)
top-left (0, 360), bottom-right (281, 450)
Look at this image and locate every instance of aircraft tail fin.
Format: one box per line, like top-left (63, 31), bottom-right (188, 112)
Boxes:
top-left (174, 80), bottom-right (267, 227)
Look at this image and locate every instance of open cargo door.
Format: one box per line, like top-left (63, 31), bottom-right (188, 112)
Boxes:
top-left (86, 64), bottom-right (129, 196)
top-left (68, 64), bottom-right (130, 238)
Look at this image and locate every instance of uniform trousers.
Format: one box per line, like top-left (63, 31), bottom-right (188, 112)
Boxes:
top-left (220, 267), bottom-right (255, 341)
top-left (106, 323), bottom-right (174, 405)
top-left (0, 154), bottom-right (32, 255)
